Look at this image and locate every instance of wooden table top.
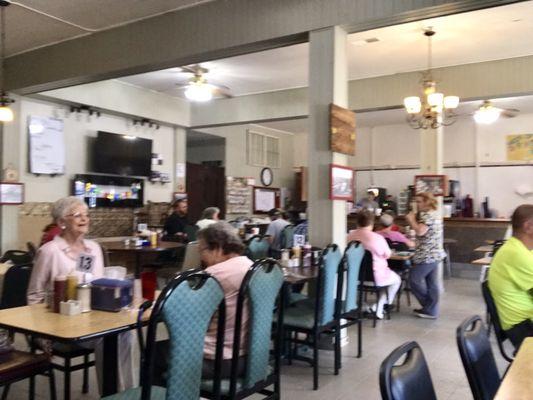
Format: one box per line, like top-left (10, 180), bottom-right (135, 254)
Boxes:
top-left (0, 304), bottom-right (148, 342)
top-left (472, 257), bottom-right (492, 265)
top-left (474, 245), bottom-right (493, 252)
top-left (282, 266), bottom-right (318, 284)
top-left (101, 241), bottom-right (184, 253)
top-left (495, 338), bottom-right (533, 400)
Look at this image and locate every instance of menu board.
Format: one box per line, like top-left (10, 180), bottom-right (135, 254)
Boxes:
top-left (226, 177), bottom-right (252, 215)
top-left (28, 115), bottom-right (65, 175)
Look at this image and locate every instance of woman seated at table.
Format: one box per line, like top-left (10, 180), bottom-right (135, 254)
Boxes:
top-left (377, 214), bottom-right (415, 249)
top-left (27, 196), bottom-right (134, 391)
top-left (347, 211), bottom-right (401, 319)
top-left (196, 206), bottom-right (220, 230)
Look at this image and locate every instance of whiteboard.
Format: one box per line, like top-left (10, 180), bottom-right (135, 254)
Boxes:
top-left (28, 116), bottom-right (66, 174)
top-left (254, 188), bottom-right (276, 212)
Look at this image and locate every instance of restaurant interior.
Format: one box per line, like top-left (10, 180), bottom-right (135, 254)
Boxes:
top-left (0, 0), bottom-right (531, 399)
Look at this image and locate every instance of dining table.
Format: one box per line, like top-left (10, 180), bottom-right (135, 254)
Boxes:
top-left (100, 240), bottom-right (185, 277)
top-left (494, 337), bottom-right (533, 400)
top-left (0, 303), bottom-right (149, 396)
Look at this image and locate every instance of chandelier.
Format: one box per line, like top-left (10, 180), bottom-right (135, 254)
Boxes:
top-left (403, 29), bottom-right (459, 129)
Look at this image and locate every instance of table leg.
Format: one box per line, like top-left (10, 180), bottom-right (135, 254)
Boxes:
top-left (102, 334), bottom-right (118, 396)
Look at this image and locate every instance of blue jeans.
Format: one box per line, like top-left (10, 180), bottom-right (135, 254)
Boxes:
top-left (409, 261), bottom-right (440, 317)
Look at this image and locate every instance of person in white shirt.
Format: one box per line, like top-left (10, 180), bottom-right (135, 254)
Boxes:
top-left (196, 207), bottom-right (220, 230)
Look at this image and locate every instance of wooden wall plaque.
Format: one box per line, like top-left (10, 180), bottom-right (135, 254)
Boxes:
top-left (329, 103), bottom-right (356, 155)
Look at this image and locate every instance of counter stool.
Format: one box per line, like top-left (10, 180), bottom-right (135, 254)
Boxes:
top-left (443, 238), bottom-right (457, 279)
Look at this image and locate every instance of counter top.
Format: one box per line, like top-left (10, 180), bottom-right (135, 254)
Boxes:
top-left (443, 217), bottom-right (510, 223)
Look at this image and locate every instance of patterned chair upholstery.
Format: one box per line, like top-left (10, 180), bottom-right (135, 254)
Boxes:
top-left (280, 225), bottom-right (295, 249)
top-left (245, 235), bottom-right (271, 261)
top-left (202, 258), bottom-right (285, 400)
top-left (283, 244), bottom-right (343, 390)
top-left (104, 270), bottom-right (226, 400)
top-left (338, 241), bottom-right (365, 358)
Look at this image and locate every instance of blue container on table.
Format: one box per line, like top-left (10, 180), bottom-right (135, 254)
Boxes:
top-left (90, 278), bottom-right (133, 312)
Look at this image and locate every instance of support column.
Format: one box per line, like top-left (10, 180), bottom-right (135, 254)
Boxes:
top-left (173, 127), bottom-right (187, 193)
top-left (419, 119), bottom-right (445, 289)
top-left (308, 26), bottom-right (348, 250)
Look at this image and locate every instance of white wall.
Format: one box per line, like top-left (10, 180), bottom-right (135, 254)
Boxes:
top-left (200, 124), bottom-right (295, 190)
top-left (19, 97), bottom-right (176, 203)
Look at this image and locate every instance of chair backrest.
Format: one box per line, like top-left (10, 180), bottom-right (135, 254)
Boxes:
top-left (182, 241), bottom-right (201, 270)
top-left (0, 263), bottom-right (33, 309)
top-left (342, 241), bottom-right (365, 313)
top-left (246, 235), bottom-right (270, 261)
top-left (280, 224), bottom-right (295, 249)
top-left (97, 242), bottom-right (111, 268)
top-left (0, 250), bottom-right (33, 266)
top-left (359, 250), bottom-right (376, 283)
top-left (456, 315), bottom-right (500, 400)
top-left (26, 242), bottom-right (37, 259)
top-left (379, 341), bottom-right (438, 400)
top-left (317, 244), bottom-right (342, 325)
top-left (230, 259), bottom-right (284, 393)
top-left (184, 225), bottom-right (199, 241)
top-left (480, 281), bottom-right (514, 362)
top-left (142, 270), bottom-right (225, 400)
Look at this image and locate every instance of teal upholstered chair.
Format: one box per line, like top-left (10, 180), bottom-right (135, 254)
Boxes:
top-left (202, 258), bottom-right (285, 400)
top-left (283, 244), bottom-right (343, 390)
top-left (104, 270), bottom-right (226, 400)
top-left (337, 241), bottom-right (365, 360)
top-left (280, 224), bottom-right (294, 249)
top-left (245, 235), bottom-right (271, 261)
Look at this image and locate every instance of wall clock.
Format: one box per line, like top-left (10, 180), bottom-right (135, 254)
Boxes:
top-left (260, 167), bottom-right (273, 186)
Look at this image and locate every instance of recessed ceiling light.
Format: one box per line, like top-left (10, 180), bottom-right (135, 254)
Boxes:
top-left (512, 18), bottom-right (522, 22)
top-left (350, 37), bottom-right (380, 46)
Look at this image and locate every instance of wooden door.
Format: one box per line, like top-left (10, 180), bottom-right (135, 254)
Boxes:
top-left (186, 162), bottom-right (226, 222)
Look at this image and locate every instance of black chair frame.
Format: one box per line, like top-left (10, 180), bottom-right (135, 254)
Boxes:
top-left (336, 241), bottom-right (364, 359)
top-left (283, 244), bottom-right (342, 390)
top-left (138, 270), bottom-right (226, 400)
top-left (480, 281), bottom-right (514, 362)
top-left (202, 258), bottom-right (285, 400)
top-left (359, 251), bottom-right (391, 327)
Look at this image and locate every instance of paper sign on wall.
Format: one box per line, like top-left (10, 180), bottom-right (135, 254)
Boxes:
top-left (28, 116), bottom-right (65, 174)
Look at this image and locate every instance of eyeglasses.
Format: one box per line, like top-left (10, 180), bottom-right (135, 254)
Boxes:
top-left (67, 212), bottom-right (90, 219)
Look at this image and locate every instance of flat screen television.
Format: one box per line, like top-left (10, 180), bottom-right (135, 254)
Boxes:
top-left (93, 131), bottom-right (152, 177)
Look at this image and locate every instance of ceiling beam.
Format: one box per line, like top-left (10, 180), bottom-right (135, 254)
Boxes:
top-left (6, 0), bottom-right (524, 94)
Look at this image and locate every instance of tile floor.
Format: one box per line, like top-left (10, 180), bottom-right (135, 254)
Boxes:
top-left (5, 277), bottom-right (510, 399)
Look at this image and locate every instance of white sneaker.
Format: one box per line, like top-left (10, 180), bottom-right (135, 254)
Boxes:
top-left (416, 312), bottom-right (437, 319)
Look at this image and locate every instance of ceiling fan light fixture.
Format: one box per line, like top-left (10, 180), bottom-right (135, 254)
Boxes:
top-left (0, 103), bottom-right (13, 122)
top-left (474, 106), bottom-right (501, 124)
top-left (443, 95), bottom-right (459, 109)
top-left (184, 82), bottom-right (213, 102)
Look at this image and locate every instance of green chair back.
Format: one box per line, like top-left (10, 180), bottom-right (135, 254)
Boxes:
top-left (246, 235), bottom-right (270, 260)
top-left (343, 241), bottom-right (365, 313)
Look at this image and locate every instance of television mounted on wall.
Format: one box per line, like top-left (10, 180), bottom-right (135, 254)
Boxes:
top-left (92, 131), bottom-right (152, 177)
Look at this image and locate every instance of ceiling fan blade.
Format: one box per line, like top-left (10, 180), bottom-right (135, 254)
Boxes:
top-left (211, 85), bottom-right (233, 98)
top-left (501, 108), bottom-right (519, 118)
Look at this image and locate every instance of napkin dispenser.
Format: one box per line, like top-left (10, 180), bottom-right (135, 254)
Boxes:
top-left (90, 278), bottom-right (132, 312)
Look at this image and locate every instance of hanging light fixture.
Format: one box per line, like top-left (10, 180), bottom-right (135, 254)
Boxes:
top-left (403, 28), bottom-right (459, 129)
top-left (0, 0), bottom-right (14, 123)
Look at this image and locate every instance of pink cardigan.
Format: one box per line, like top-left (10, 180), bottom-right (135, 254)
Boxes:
top-left (347, 228), bottom-right (394, 286)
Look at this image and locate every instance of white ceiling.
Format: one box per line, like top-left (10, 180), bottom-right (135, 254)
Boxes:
top-left (118, 1), bottom-right (533, 98)
top-left (258, 95), bottom-right (533, 133)
top-left (4, 0), bottom-right (215, 56)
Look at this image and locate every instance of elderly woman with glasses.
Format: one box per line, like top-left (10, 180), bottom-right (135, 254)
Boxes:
top-left (27, 196), bottom-right (134, 392)
top-left (28, 196), bottom-right (104, 303)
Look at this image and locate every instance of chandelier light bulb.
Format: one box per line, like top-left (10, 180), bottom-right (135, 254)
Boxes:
top-left (0, 105), bottom-right (13, 122)
top-left (443, 96), bottom-right (459, 109)
top-left (404, 96), bottom-right (422, 114)
top-left (427, 92), bottom-right (444, 108)
top-left (184, 83), bottom-right (213, 102)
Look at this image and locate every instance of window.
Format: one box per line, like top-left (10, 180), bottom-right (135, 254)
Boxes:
top-left (247, 130), bottom-right (280, 168)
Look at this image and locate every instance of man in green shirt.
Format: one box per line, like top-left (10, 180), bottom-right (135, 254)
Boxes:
top-left (488, 204), bottom-right (533, 349)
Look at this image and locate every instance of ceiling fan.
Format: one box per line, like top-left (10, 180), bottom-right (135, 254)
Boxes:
top-left (176, 65), bottom-right (232, 102)
top-left (473, 100), bottom-right (519, 124)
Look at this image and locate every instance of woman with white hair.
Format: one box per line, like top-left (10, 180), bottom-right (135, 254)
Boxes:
top-left (27, 196), bottom-right (134, 392)
top-left (196, 206), bottom-right (220, 230)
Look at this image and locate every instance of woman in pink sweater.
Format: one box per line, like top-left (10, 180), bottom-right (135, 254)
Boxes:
top-left (347, 211), bottom-right (401, 319)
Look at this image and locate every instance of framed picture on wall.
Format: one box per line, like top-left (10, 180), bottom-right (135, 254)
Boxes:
top-left (414, 175), bottom-right (448, 197)
top-left (329, 164), bottom-right (354, 201)
top-left (0, 182), bottom-right (24, 205)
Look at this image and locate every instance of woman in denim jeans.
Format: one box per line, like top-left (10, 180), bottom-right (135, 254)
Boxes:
top-left (405, 192), bottom-right (445, 319)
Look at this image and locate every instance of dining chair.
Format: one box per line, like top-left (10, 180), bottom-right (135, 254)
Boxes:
top-left (456, 315), bottom-right (501, 400)
top-left (280, 224), bottom-right (295, 249)
top-left (0, 264), bottom-right (33, 310)
top-left (337, 241), bottom-right (365, 360)
top-left (156, 241), bottom-right (199, 286)
top-left (103, 270), bottom-right (226, 400)
top-left (359, 250), bottom-right (391, 327)
top-left (480, 281), bottom-right (514, 362)
top-left (379, 341), bottom-right (438, 400)
top-left (245, 235), bottom-right (271, 261)
top-left (0, 350), bottom-right (56, 400)
top-left (201, 258), bottom-right (285, 399)
top-left (0, 250), bottom-right (33, 266)
top-left (283, 244), bottom-right (342, 390)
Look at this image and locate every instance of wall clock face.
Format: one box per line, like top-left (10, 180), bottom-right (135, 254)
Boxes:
top-left (260, 167), bottom-right (273, 186)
